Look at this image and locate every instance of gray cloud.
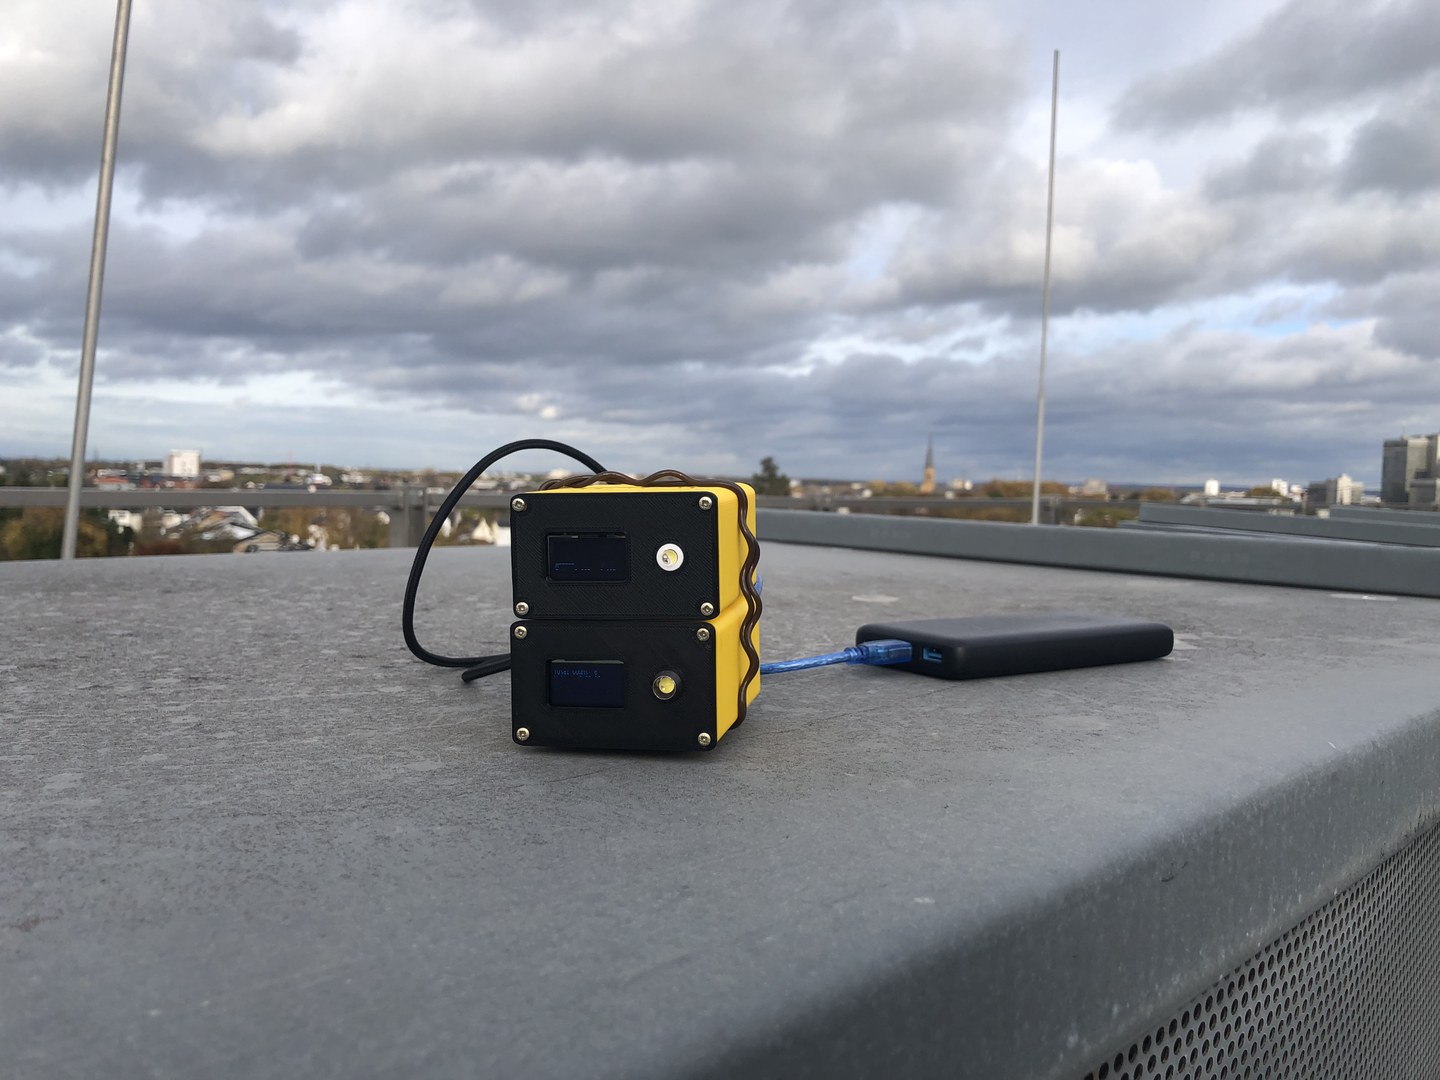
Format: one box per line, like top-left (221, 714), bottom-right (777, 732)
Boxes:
top-left (2, 0), bottom-right (1020, 214)
top-left (1268, 197), bottom-right (1440, 288)
top-left (1325, 270), bottom-right (1440, 358)
top-left (876, 155), bottom-right (1248, 318)
top-left (1204, 132), bottom-right (1331, 199)
top-left (0, 5), bottom-right (301, 189)
top-left (1339, 77), bottom-right (1440, 194)
top-left (380, 322), bottom-right (1436, 484)
top-left (2, 0), bottom-right (1436, 484)
top-left (1113, 0), bottom-right (1440, 129)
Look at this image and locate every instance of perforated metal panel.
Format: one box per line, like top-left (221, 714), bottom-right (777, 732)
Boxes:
top-left (1080, 821), bottom-right (1440, 1080)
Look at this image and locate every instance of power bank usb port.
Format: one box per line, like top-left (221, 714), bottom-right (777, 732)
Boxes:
top-left (920, 647), bottom-right (943, 663)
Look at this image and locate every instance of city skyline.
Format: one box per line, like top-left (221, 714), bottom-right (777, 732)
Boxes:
top-left (2, 0), bottom-right (1436, 483)
top-left (0, 445), bottom-right (1380, 495)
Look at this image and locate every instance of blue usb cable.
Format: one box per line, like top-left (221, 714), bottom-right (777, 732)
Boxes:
top-left (759, 639), bottom-right (912, 675)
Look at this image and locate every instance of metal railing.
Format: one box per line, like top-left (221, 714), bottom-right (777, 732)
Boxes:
top-left (4, 487), bottom-right (1440, 598)
top-left (0, 486), bottom-right (1128, 544)
top-left (1, 485), bottom-right (507, 548)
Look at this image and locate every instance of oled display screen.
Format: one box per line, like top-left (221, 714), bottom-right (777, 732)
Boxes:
top-left (548, 661), bottom-right (627, 708)
top-left (547, 534), bottom-right (629, 582)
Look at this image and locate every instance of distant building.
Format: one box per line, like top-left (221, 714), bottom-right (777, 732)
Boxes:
top-left (1306, 474), bottom-right (1365, 508)
top-left (165, 449), bottom-right (202, 478)
top-left (1077, 478), bottom-right (1108, 497)
top-left (1409, 477), bottom-right (1440, 511)
top-left (919, 438), bottom-right (936, 495)
top-left (172, 506), bottom-right (261, 542)
top-left (1203, 478), bottom-right (1220, 497)
top-left (107, 509), bottom-right (143, 531)
top-left (1381, 434), bottom-right (1439, 506)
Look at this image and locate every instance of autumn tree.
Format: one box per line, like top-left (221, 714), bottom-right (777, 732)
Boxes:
top-left (1072, 507), bottom-right (1140, 528)
top-left (871, 480), bottom-right (920, 497)
top-left (0, 508), bottom-right (126, 560)
top-left (980, 479), bottom-right (1067, 498)
top-left (750, 457), bottom-right (791, 497)
top-left (321, 508), bottom-right (389, 549)
top-left (259, 507), bottom-right (316, 545)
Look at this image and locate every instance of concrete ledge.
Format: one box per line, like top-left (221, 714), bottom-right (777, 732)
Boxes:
top-left (4, 546), bottom-right (1440, 1078)
top-left (758, 508), bottom-right (1440, 598)
top-left (1329, 505), bottom-right (1440, 525)
top-left (1136, 501), bottom-right (1440, 547)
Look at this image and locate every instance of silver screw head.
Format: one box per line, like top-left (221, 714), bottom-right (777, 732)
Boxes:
top-left (695, 627), bottom-right (711, 643)
top-left (699, 601), bottom-right (716, 617)
top-left (515, 601), bottom-right (530, 616)
top-left (697, 732), bottom-right (712, 748)
top-left (698, 495), bottom-right (714, 510)
top-left (511, 497), bottom-right (527, 512)
top-left (516, 727), bottom-right (531, 742)
top-left (514, 625), bottom-right (528, 639)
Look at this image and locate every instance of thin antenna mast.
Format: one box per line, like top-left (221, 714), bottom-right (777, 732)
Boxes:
top-left (63, 0), bottom-right (133, 558)
top-left (1030, 49), bottom-right (1059, 526)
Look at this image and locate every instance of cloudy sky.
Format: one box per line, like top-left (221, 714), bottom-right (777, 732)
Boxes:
top-left (2, 0), bottom-right (1436, 484)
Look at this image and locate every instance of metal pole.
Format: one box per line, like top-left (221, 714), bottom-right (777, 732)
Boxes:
top-left (62, 0), bottom-right (133, 559)
top-left (1030, 49), bottom-right (1059, 527)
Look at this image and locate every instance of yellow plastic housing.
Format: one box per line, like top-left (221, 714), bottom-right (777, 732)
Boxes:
top-left (529, 480), bottom-right (760, 747)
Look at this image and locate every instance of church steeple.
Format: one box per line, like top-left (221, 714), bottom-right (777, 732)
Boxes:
top-left (919, 436), bottom-right (936, 495)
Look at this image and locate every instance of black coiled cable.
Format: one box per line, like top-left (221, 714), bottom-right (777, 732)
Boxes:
top-left (401, 439), bottom-right (605, 681)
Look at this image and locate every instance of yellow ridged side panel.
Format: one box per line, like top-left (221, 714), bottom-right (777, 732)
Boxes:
top-left (713, 482), bottom-right (757, 625)
top-left (714, 481), bottom-right (759, 741)
top-left (711, 596), bottom-right (760, 741)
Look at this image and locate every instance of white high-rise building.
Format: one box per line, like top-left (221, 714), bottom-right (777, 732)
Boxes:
top-left (164, 450), bottom-right (202, 478)
top-left (1306, 474), bottom-right (1365, 508)
top-left (1203, 478), bottom-right (1220, 497)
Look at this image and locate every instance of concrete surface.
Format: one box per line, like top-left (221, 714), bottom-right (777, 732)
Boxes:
top-left (3, 543), bottom-right (1440, 1079)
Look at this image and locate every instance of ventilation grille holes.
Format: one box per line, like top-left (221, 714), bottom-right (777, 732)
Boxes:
top-left (1080, 821), bottom-right (1440, 1080)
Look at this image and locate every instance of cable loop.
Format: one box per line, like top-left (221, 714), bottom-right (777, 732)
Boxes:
top-left (402, 440), bottom-right (605, 676)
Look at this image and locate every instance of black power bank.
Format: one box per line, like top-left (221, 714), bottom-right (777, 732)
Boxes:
top-left (855, 613), bottom-right (1174, 680)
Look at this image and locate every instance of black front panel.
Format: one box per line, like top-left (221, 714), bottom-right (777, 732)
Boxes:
top-left (511, 621), bottom-right (716, 751)
top-left (511, 491), bottom-right (719, 619)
